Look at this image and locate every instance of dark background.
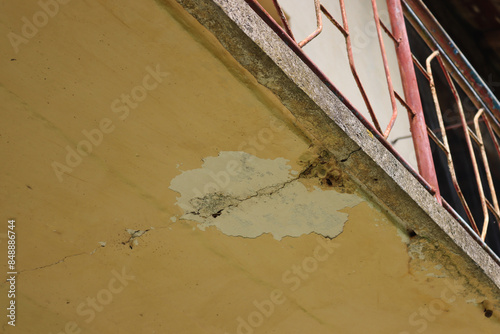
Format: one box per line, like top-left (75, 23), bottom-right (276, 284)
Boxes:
top-left (413, 0), bottom-right (500, 255)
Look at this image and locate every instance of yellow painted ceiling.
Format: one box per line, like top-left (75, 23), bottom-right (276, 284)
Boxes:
top-left (0, 0), bottom-right (499, 333)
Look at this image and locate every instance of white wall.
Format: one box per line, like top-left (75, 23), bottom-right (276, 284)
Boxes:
top-left (279, 0), bottom-right (418, 168)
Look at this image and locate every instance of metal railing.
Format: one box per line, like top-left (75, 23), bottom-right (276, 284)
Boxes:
top-left (247, 0), bottom-right (500, 249)
top-left (272, 0), bottom-right (401, 138)
top-left (266, 0), bottom-right (442, 200)
top-left (403, 0), bottom-right (500, 241)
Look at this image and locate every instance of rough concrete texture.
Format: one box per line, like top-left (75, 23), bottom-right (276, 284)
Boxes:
top-left (172, 0), bottom-right (500, 300)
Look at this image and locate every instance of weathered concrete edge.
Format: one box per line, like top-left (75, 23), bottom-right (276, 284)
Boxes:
top-left (172, 0), bottom-right (500, 290)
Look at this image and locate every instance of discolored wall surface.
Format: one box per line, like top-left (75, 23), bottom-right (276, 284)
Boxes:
top-left (0, 0), bottom-right (500, 333)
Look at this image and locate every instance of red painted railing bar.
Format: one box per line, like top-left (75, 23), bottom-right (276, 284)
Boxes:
top-left (320, 4), bottom-right (347, 37)
top-left (338, 0), bottom-right (382, 134)
top-left (386, 0), bottom-right (441, 202)
top-left (426, 50), bottom-right (478, 233)
top-left (467, 128), bottom-right (481, 146)
top-left (379, 20), bottom-right (400, 45)
top-left (402, 0), bottom-right (500, 136)
top-left (271, 0), bottom-right (296, 41)
top-left (432, 118), bottom-right (484, 134)
top-left (243, 0), bottom-right (437, 197)
top-left (474, 110), bottom-right (500, 228)
top-left (411, 54), bottom-right (430, 81)
top-left (372, 0), bottom-right (398, 138)
top-left (298, 0), bottom-right (323, 48)
top-left (426, 126), bottom-right (447, 152)
top-left (395, 91), bottom-right (416, 117)
top-left (436, 53), bottom-right (487, 237)
top-left (486, 200), bottom-right (500, 228)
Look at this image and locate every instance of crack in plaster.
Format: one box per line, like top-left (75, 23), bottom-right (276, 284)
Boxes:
top-left (123, 229), bottom-right (151, 249)
top-left (20, 252), bottom-right (86, 273)
top-left (170, 151), bottom-right (364, 240)
top-left (340, 147), bottom-right (361, 163)
top-left (186, 173), bottom-right (302, 219)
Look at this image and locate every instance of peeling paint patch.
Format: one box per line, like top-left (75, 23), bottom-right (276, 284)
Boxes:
top-left (170, 151), bottom-right (293, 213)
top-left (123, 229), bottom-right (149, 249)
top-left (408, 241), bottom-right (426, 260)
top-left (195, 181), bottom-right (362, 239)
top-left (169, 151), bottom-right (363, 240)
top-left (396, 228), bottom-right (410, 244)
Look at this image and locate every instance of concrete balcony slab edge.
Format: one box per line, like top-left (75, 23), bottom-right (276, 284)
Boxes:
top-left (171, 0), bottom-right (500, 292)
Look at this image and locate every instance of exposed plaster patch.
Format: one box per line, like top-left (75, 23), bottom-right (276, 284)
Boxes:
top-left (170, 151), bottom-right (293, 214)
top-left (123, 229), bottom-right (150, 249)
top-left (408, 240), bottom-right (426, 260)
top-left (197, 181), bottom-right (362, 239)
top-left (169, 151), bottom-right (363, 240)
top-left (90, 242), bottom-right (107, 255)
top-left (426, 273), bottom-right (447, 278)
top-left (396, 227), bottom-right (410, 244)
